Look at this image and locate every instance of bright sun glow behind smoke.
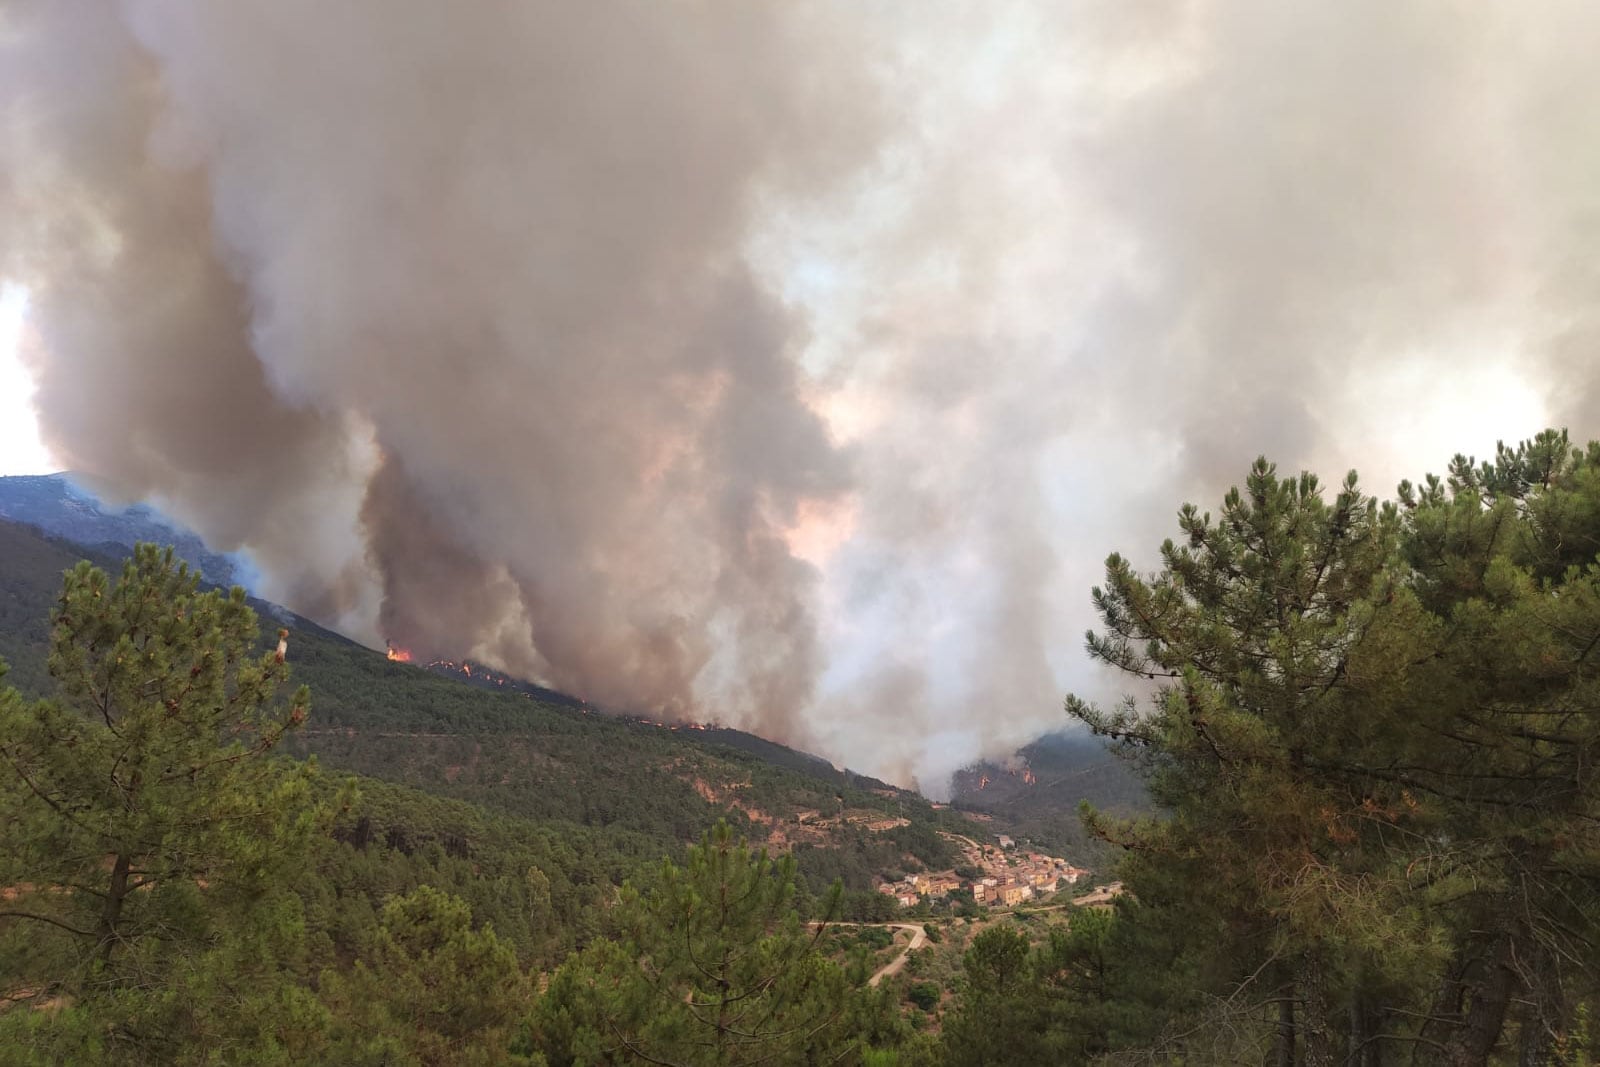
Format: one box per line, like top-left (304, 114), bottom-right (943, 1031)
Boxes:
top-left (0, 286), bottom-right (56, 476)
top-left (1329, 355), bottom-right (1550, 496)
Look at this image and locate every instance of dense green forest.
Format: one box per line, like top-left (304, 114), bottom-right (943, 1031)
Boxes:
top-left (4, 429), bottom-right (1600, 1064)
top-left (0, 517), bottom-right (980, 898)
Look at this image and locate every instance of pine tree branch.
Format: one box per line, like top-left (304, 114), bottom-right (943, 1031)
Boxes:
top-left (0, 744), bottom-right (101, 838)
top-left (604, 1019), bottom-right (691, 1067)
top-left (0, 909), bottom-right (95, 937)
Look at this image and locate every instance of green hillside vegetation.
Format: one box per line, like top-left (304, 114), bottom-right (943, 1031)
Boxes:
top-left (0, 474), bottom-right (1145, 861)
top-left (0, 518), bottom-right (82, 698)
top-left (0, 518), bottom-right (975, 899)
top-left (273, 642), bottom-right (977, 895)
top-left (6, 428), bottom-right (1600, 1064)
top-left (0, 545), bottom-right (926, 1063)
top-left (1056, 430), bottom-right (1600, 1064)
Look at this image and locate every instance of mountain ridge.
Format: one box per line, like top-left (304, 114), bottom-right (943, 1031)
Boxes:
top-left (0, 513), bottom-right (1018, 892)
top-left (0, 472), bottom-right (240, 587)
top-left (0, 472), bottom-right (1142, 857)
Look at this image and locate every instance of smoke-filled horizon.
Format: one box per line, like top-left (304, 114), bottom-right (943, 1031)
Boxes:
top-left (3, 1), bottom-right (1595, 795)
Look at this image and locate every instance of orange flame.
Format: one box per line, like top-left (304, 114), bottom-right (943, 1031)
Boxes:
top-left (1023, 769), bottom-right (1036, 786)
top-left (386, 646), bottom-right (412, 663)
top-left (978, 774), bottom-right (990, 790)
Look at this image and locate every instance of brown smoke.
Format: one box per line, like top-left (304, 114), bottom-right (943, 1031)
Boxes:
top-left (1, 0), bottom-right (873, 740)
top-left (6, 1), bottom-right (1600, 793)
top-left (0, 0), bottom-right (369, 628)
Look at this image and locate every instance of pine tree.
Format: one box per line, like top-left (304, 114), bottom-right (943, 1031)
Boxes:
top-left (527, 821), bottom-right (854, 1065)
top-left (322, 885), bottom-right (528, 1066)
top-left (0, 544), bottom-right (324, 1054)
top-left (939, 924), bottom-right (1038, 1065)
top-left (941, 910), bottom-right (1132, 1066)
top-left (1394, 431), bottom-right (1600, 1064)
top-left (1068, 460), bottom-right (1441, 1063)
top-left (1067, 435), bottom-right (1600, 1063)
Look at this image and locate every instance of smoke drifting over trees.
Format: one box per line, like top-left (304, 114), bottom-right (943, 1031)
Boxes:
top-left (4, 1), bottom-right (1598, 791)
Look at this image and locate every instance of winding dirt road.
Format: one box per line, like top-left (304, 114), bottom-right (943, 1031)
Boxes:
top-left (868, 923), bottom-right (927, 986)
top-left (811, 922), bottom-right (928, 987)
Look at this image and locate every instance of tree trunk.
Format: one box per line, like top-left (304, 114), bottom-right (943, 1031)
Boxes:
top-left (1300, 955), bottom-right (1336, 1067)
top-left (1440, 929), bottom-right (1519, 1067)
top-left (1415, 952), bottom-right (1472, 1067)
top-left (96, 851), bottom-right (132, 966)
top-left (1515, 996), bottom-right (1558, 1067)
top-left (1364, 1007), bottom-right (1384, 1067)
top-left (1273, 994), bottom-right (1297, 1067)
top-left (1517, 1021), bottom-right (1551, 1067)
top-left (1410, 928), bottom-right (1521, 1067)
top-left (1350, 995), bottom-right (1383, 1067)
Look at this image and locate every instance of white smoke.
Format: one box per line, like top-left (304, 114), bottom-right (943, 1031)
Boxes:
top-left (3, 0), bottom-right (1591, 794)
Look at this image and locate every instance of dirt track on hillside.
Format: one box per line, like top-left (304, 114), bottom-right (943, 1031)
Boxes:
top-left (811, 921), bottom-right (927, 987)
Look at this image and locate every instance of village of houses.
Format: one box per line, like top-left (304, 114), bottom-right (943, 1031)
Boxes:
top-left (783, 800), bottom-right (1124, 914)
top-left (875, 829), bottom-right (1119, 911)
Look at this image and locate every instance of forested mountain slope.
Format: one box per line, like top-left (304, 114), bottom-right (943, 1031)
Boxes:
top-left (1, 473), bottom-right (1142, 853)
top-left (10, 435), bottom-right (1600, 1064)
top-left (0, 517), bottom-right (990, 893)
top-left (949, 728), bottom-right (1148, 862)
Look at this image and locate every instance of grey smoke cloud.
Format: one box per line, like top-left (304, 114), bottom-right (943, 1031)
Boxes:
top-left (3, 1), bottom-right (1596, 793)
top-left (3, 0), bottom-right (874, 740)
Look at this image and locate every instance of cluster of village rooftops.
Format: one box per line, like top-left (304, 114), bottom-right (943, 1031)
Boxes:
top-left (874, 830), bottom-right (1121, 910)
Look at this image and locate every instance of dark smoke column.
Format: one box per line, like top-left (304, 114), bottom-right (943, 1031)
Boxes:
top-left (0, 0), bottom-right (881, 740)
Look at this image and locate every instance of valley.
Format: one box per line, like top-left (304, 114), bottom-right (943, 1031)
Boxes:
top-left (0, 482), bottom-right (1132, 902)
top-left (0, 475), bottom-right (1149, 1063)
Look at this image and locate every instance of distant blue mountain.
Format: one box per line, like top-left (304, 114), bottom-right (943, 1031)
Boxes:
top-left (0, 473), bottom-right (240, 588)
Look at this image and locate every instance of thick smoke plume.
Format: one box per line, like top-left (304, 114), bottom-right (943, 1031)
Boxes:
top-left (1, 0), bottom-right (875, 738)
top-left (4, 1), bottom-right (1599, 793)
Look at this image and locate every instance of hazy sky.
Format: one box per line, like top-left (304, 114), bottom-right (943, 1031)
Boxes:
top-left (0, 287), bottom-right (52, 475)
top-left (1, 1), bottom-right (1589, 793)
